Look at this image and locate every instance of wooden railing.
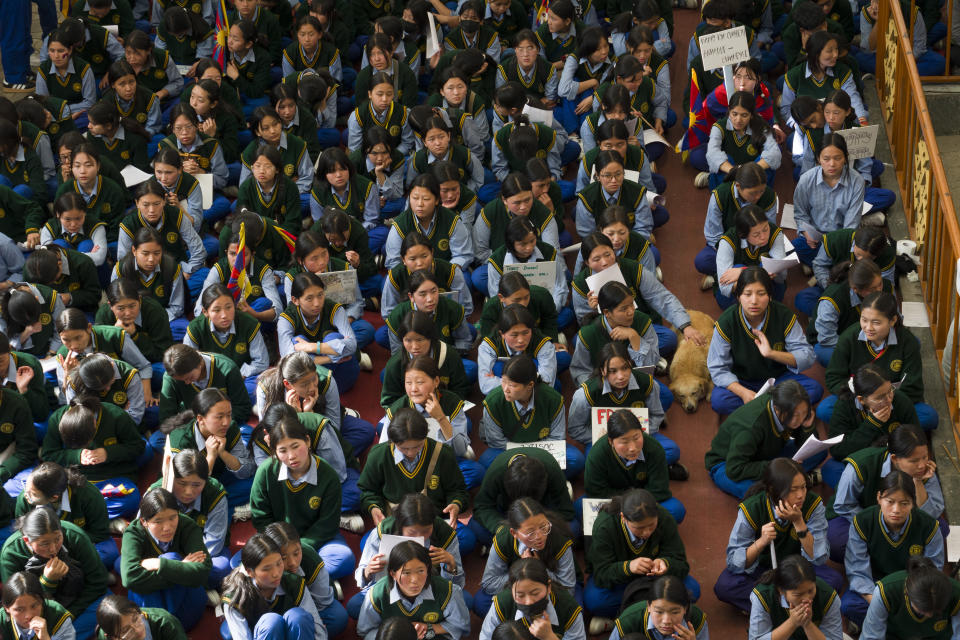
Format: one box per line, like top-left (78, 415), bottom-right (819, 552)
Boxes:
top-left (876, 0), bottom-right (960, 429)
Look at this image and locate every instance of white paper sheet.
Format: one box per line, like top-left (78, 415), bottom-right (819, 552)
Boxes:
top-left (585, 263), bottom-right (627, 294)
top-left (196, 173), bottom-right (213, 209)
top-left (791, 434), bottom-right (844, 462)
top-left (506, 440), bottom-right (566, 468)
top-left (582, 498), bottom-right (612, 536)
top-left (522, 104), bottom-right (554, 127)
top-left (946, 526), bottom-right (960, 561)
top-left (755, 378), bottom-right (777, 396)
top-left (379, 534), bottom-right (429, 563)
top-left (120, 164), bottom-right (152, 187)
top-left (591, 407), bottom-right (649, 443)
top-left (426, 13), bottom-right (440, 58)
top-left (780, 203), bottom-right (797, 229)
top-left (642, 128), bottom-right (669, 147)
top-left (901, 301), bottom-right (930, 327)
top-left (561, 242), bottom-right (582, 255)
top-left (761, 252), bottom-right (800, 275)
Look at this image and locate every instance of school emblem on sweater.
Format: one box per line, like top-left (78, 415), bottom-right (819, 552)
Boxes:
top-left (746, 145), bottom-right (756, 156)
top-left (102, 203), bottom-right (111, 213)
top-left (423, 613), bottom-right (439, 623)
top-left (632, 401), bottom-right (645, 408)
top-left (772, 342), bottom-right (785, 351)
top-left (155, 285), bottom-right (165, 297)
top-left (0, 424), bottom-right (12, 434)
top-left (935, 621), bottom-right (948, 631)
top-left (191, 3), bottom-right (200, 10)
top-left (0, 209), bottom-right (5, 218)
top-left (155, 69), bottom-right (166, 79)
top-left (890, 359), bottom-right (902, 372)
top-left (50, 123), bottom-right (60, 134)
top-left (389, 126), bottom-right (401, 136)
top-left (536, 150), bottom-right (546, 159)
top-left (113, 391), bottom-right (127, 405)
top-left (199, 158), bottom-right (210, 169)
top-left (236, 342), bottom-right (247, 354)
top-left (74, 517), bottom-right (85, 527)
top-left (437, 239), bottom-right (449, 251)
top-left (429, 475), bottom-right (439, 489)
top-left (39, 313), bottom-right (51, 325)
top-left (167, 232), bottom-right (179, 244)
top-left (251, 286), bottom-right (262, 296)
top-left (92, 54), bottom-right (104, 63)
top-left (909, 544), bottom-right (923, 555)
top-left (104, 437), bottom-right (118, 446)
top-left (309, 496), bottom-right (321, 509)
top-left (640, 103), bottom-right (649, 113)
top-left (112, 15), bottom-right (120, 22)
top-left (284, 165), bottom-right (295, 177)
top-left (265, 249), bottom-right (273, 259)
top-left (73, 82), bottom-right (82, 92)
top-left (137, 113), bottom-right (147, 123)
top-left (635, 471), bottom-right (647, 481)
top-left (121, 150), bottom-right (130, 160)
top-left (538, 428), bottom-right (549, 438)
top-left (832, 79), bottom-right (840, 89)
top-left (69, 282), bottom-right (80, 291)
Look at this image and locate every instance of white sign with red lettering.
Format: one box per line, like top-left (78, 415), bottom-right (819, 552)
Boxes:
top-left (591, 407), bottom-right (649, 443)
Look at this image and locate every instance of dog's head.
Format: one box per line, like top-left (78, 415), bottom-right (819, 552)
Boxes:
top-left (670, 375), bottom-right (710, 413)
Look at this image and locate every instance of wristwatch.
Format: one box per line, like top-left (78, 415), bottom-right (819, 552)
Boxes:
top-left (424, 626), bottom-right (436, 639)
top-left (796, 528), bottom-right (809, 539)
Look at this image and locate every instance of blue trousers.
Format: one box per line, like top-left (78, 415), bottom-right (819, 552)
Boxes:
top-left (653, 324), bottom-right (678, 358)
top-left (477, 444), bottom-right (586, 479)
top-left (352, 319), bottom-right (375, 350)
top-left (218, 471), bottom-right (254, 510)
top-left (368, 225), bottom-right (388, 255)
top-left (341, 467), bottom-right (361, 512)
top-left (709, 441), bottom-right (827, 500)
top-left (210, 550), bottom-right (232, 587)
top-left (711, 373), bottom-right (823, 415)
top-left (840, 590), bottom-right (870, 627)
top-left (583, 574), bottom-right (701, 618)
top-left (716, 565), bottom-right (841, 613)
top-left (813, 343), bottom-right (834, 368)
top-left (694, 245), bottom-right (717, 275)
top-left (220, 607), bottom-right (316, 640)
top-left (827, 515), bottom-right (851, 563)
top-left (128, 553), bottom-right (206, 630)
top-left (794, 285), bottom-right (823, 316)
top-left (319, 600), bottom-right (348, 637)
top-left (791, 236), bottom-right (821, 266)
top-left (0, 0), bottom-right (31, 83)
top-left (294, 332), bottom-right (360, 393)
top-left (96, 538), bottom-right (119, 570)
top-left (459, 457), bottom-right (486, 490)
top-left (316, 534), bottom-right (356, 580)
top-left (359, 273), bottom-right (385, 299)
top-left (94, 478), bottom-right (141, 519)
top-left (73, 593), bottom-right (108, 640)
top-left (656, 379), bottom-right (674, 412)
top-left (342, 414), bottom-right (377, 456)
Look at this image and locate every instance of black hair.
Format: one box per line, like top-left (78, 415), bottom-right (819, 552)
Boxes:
top-left (96, 595), bottom-right (142, 640)
top-left (603, 488), bottom-right (659, 522)
top-left (606, 407), bottom-right (645, 440)
top-left (222, 533), bottom-right (281, 625)
top-left (817, 132), bottom-right (849, 164)
top-left (23, 248), bottom-right (61, 286)
top-left (257, 351), bottom-right (324, 412)
top-left (598, 281), bottom-right (634, 315)
top-left (139, 487), bottom-right (178, 521)
top-left (252, 403), bottom-right (311, 457)
top-left (758, 554), bottom-right (817, 591)
top-left (508, 557), bottom-right (551, 586)
top-left (769, 380), bottom-right (812, 423)
top-left (878, 469), bottom-right (917, 504)
top-left (806, 31), bottom-right (840, 75)
top-left (727, 90), bottom-right (770, 146)
top-left (407, 270), bottom-right (440, 298)
top-left (1, 572), bottom-right (45, 611)
top-left (170, 448), bottom-right (210, 481)
top-left (387, 540), bottom-right (433, 588)
top-left (386, 407), bottom-right (429, 443)
top-left (504, 216), bottom-right (538, 256)
top-left (27, 461), bottom-right (86, 503)
top-left (497, 303), bottom-right (535, 335)
top-left (290, 272), bottom-right (326, 299)
top-left (860, 291), bottom-right (900, 324)
top-left (390, 493), bottom-right (437, 534)
top-left (0, 289), bottom-right (41, 335)
top-left (580, 231), bottom-right (615, 264)
top-left (502, 354), bottom-right (537, 385)
top-left (746, 457), bottom-right (807, 502)
top-left (55, 307), bottom-right (89, 335)
top-left (158, 386), bottom-right (230, 434)
top-left (735, 204), bottom-right (770, 240)
top-left (505, 497), bottom-right (571, 572)
top-left (733, 265), bottom-right (774, 298)
top-left (502, 454), bottom-right (548, 503)
top-left (888, 424), bottom-right (929, 461)
top-left (904, 556), bottom-right (953, 616)
top-left (498, 271), bottom-right (532, 298)
top-left (67, 354), bottom-right (116, 397)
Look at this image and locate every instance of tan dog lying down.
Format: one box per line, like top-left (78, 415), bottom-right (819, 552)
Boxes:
top-left (669, 310), bottom-right (715, 413)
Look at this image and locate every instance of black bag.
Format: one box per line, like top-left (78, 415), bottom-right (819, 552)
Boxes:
top-left (620, 574), bottom-right (657, 613)
top-left (24, 547), bottom-right (85, 608)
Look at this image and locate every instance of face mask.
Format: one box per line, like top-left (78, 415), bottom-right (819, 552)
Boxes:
top-left (516, 595), bottom-right (549, 618)
top-left (403, 20), bottom-right (419, 34)
top-left (460, 19), bottom-right (481, 33)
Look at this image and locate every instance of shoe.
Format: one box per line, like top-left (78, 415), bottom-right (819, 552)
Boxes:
top-left (700, 275), bottom-right (715, 290)
top-left (332, 580), bottom-right (343, 600)
top-left (364, 296), bottom-right (380, 312)
top-left (808, 468), bottom-right (823, 485)
top-left (2, 80), bottom-right (35, 92)
top-left (808, 276), bottom-right (818, 287)
top-left (566, 481), bottom-right (573, 500)
top-left (206, 589), bottom-right (220, 608)
top-left (479, 545), bottom-right (489, 557)
top-left (655, 357), bottom-right (668, 376)
top-left (694, 171), bottom-right (710, 188)
top-left (846, 620), bottom-right (860, 637)
top-left (108, 518), bottom-right (129, 536)
top-left (340, 513), bottom-right (364, 533)
top-left (107, 573), bottom-right (117, 586)
top-left (668, 463), bottom-right (690, 481)
top-left (862, 211), bottom-right (886, 227)
top-left (589, 617), bottom-right (615, 635)
top-left (233, 503), bottom-right (252, 521)
top-left (655, 266), bottom-right (663, 281)
top-left (557, 332), bottom-right (568, 348)
top-left (359, 352), bottom-right (372, 371)
top-left (802, 264), bottom-right (813, 276)
top-left (344, 407), bottom-right (360, 418)
top-left (465, 445), bottom-right (477, 460)
top-left (375, 254), bottom-right (386, 269)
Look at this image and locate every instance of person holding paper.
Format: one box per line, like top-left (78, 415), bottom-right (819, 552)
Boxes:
top-left (314, 209), bottom-right (383, 300)
top-left (840, 470), bottom-right (944, 628)
top-left (695, 163), bottom-right (777, 288)
top-left (715, 458), bottom-right (842, 613)
top-left (581, 405), bottom-right (682, 521)
top-left (479, 557), bottom-right (585, 640)
top-left (791, 92), bottom-right (895, 214)
top-left (713, 205), bottom-right (786, 309)
top-left (486, 217), bottom-right (568, 325)
top-left (185, 285), bottom-right (270, 401)
top-left (821, 291), bottom-right (936, 430)
top-left (705, 381), bottom-right (817, 498)
top-left (707, 267), bottom-right (822, 414)
top-left (478, 354), bottom-right (585, 478)
top-left (806, 259), bottom-right (887, 366)
top-left (383, 231), bottom-right (472, 319)
top-left (477, 304), bottom-right (559, 396)
top-left (357, 541), bottom-right (471, 640)
top-left (472, 172), bottom-right (559, 290)
top-left (383, 355), bottom-right (483, 488)
top-left (350, 493), bottom-right (465, 619)
top-left (610, 575), bottom-right (710, 640)
top-left (747, 555), bottom-right (842, 640)
top-left (474, 497), bottom-right (577, 618)
top-left (41, 193), bottom-right (108, 269)
top-left (575, 151), bottom-right (655, 240)
top-left (860, 557), bottom-right (960, 640)
top-left (584, 489), bottom-right (696, 625)
top-left (576, 117), bottom-right (659, 198)
top-left (827, 425), bottom-right (943, 560)
top-left (572, 233), bottom-right (704, 357)
top-left (574, 205), bottom-right (658, 276)
top-left (159, 105), bottom-right (231, 222)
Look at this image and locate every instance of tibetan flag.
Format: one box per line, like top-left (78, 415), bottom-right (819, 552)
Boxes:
top-left (533, 0), bottom-right (550, 27)
top-left (675, 67), bottom-right (710, 160)
top-left (227, 222), bottom-right (253, 302)
top-left (212, 0), bottom-right (230, 70)
top-left (273, 224), bottom-right (297, 255)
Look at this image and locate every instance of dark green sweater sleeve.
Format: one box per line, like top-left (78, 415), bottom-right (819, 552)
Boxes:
top-left (249, 462), bottom-right (277, 531)
top-left (148, 609), bottom-right (188, 640)
top-left (68, 254), bottom-right (102, 311)
top-left (158, 375), bottom-right (181, 423)
top-left (899, 332), bottom-right (925, 403)
top-left (121, 519), bottom-right (211, 593)
top-left (350, 225), bottom-right (377, 282)
top-left (64, 526), bottom-right (109, 617)
top-left (74, 484), bottom-right (112, 544)
top-left (436, 447), bottom-right (469, 511)
top-left (154, 520), bottom-right (211, 587)
top-left (357, 445), bottom-right (388, 514)
top-left (588, 515), bottom-right (634, 588)
top-left (641, 441), bottom-right (672, 503)
top-left (724, 428), bottom-right (769, 483)
top-left (103, 409), bottom-right (146, 465)
top-left (24, 153), bottom-right (48, 205)
top-left (824, 332), bottom-right (854, 394)
top-left (0, 393), bottom-right (37, 483)
top-left (16, 355), bottom-right (49, 421)
top-left (225, 365), bottom-right (252, 424)
top-left (656, 513), bottom-right (690, 578)
top-left (232, 55), bottom-right (271, 99)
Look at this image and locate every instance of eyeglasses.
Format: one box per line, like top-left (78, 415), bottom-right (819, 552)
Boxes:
top-left (172, 124), bottom-right (196, 133)
top-left (116, 615), bottom-right (144, 640)
top-left (518, 522), bottom-right (552, 539)
top-left (598, 171), bottom-right (623, 180)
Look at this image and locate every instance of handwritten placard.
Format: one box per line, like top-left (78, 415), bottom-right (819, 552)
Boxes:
top-left (591, 407), bottom-right (649, 443)
top-left (380, 534), bottom-right (429, 562)
top-left (503, 260), bottom-right (557, 292)
top-left (582, 498), bottom-right (612, 536)
top-left (506, 440), bottom-right (566, 469)
top-left (699, 26), bottom-right (751, 71)
top-left (318, 270), bottom-right (358, 305)
top-left (835, 125), bottom-right (879, 160)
